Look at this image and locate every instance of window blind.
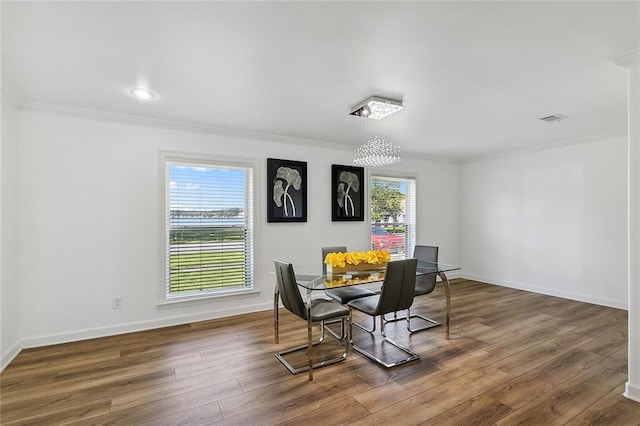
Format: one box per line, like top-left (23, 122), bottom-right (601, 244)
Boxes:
top-left (404, 178), bottom-right (417, 256)
top-left (370, 175), bottom-right (417, 260)
top-left (166, 162), bottom-right (254, 297)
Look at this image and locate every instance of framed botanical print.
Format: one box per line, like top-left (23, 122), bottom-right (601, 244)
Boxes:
top-left (267, 158), bottom-right (307, 222)
top-left (332, 164), bottom-right (365, 221)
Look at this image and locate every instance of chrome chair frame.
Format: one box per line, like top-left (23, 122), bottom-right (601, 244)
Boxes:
top-left (350, 312), bottom-right (420, 368)
top-left (275, 318), bottom-right (347, 375)
top-left (273, 260), bottom-right (349, 381)
top-left (348, 258), bottom-right (420, 368)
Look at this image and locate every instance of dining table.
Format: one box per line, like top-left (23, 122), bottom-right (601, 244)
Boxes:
top-left (273, 259), bottom-right (461, 347)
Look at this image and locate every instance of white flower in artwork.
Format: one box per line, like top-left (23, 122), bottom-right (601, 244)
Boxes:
top-left (273, 166), bottom-right (302, 216)
top-left (337, 171), bottom-right (359, 216)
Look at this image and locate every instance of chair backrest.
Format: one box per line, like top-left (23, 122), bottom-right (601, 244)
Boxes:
top-left (321, 246), bottom-right (347, 275)
top-left (273, 260), bottom-right (307, 320)
top-left (413, 245), bottom-right (439, 295)
top-left (376, 258), bottom-right (418, 315)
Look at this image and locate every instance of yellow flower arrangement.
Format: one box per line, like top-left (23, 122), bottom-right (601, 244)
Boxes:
top-left (323, 250), bottom-right (390, 268)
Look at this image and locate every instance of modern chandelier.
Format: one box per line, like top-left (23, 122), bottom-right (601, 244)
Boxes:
top-left (353, 136), bottom-right (401, 167)
top-left (350, 96), bottom-right (403, 167)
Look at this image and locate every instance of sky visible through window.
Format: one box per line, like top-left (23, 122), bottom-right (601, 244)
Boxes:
top-left (169, 164), bottom-right (245, 212)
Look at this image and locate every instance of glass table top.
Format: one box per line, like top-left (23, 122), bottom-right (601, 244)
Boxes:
top-left (293, 260), bottom-right (460, 291)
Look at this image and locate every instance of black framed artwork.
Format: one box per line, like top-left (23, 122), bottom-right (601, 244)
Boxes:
top-left (332, 164), bottom-right (365, 221)
top-left (267, 158), bottom-right (307, 223)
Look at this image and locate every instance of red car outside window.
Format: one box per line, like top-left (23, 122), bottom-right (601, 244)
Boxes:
top-left (370, 227), bottom-right (404, 253)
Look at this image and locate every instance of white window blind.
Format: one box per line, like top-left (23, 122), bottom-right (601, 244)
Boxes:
top-left (166, 161), bottom-right (254, 298)
top-left (404, 178), bottom-right (417, 256)
top-left (370, 175), bottom-right (417, 260)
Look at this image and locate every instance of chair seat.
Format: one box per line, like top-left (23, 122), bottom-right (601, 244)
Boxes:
top-left (310, 299), bottom-right (349, 322)
top-left (347, 294), bottom-right (381, 316)
top-left (325, 287), bottom-right (376, 304)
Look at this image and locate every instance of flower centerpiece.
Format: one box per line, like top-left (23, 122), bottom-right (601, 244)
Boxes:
top-left (323, 250), bottom-right (390, 275)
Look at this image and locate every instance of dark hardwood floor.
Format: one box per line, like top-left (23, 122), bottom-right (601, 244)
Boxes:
top-left (1, 279), bottom-right (639, 425)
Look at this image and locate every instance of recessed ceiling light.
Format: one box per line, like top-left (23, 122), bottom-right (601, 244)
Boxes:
top-left (130, 88), bottom-right (156, 100)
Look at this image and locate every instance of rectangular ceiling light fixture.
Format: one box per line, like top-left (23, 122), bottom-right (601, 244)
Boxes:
top-left (350, 96), bottom-right (404, 120)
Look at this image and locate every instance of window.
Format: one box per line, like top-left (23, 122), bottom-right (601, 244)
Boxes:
top-left (164, 157), bottom-right (254, 301)
top-left (370, 175), bottom-right (416, 260)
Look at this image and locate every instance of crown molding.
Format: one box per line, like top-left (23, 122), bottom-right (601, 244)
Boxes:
top-left (461, 127), bottom-right (627, 164)
top-left (23, 100), bottom-right (461, 164)
top-left (609, 48), bottom-right (640, 69)
top-left (0, 80), bottom-right (27, 108)
top-left (26, 100), bottom-right (356, 148)
top-left (16, 100), bottom-right (620, 166)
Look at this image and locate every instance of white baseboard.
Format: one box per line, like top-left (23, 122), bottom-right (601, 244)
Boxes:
top-left (18, 300), bottom-right (273, 351)
top-left (461, 273), bottom-right (628, 310)
top-left (1, 340), bottom-right (23, 372)
top-left (3, 269), bottom-right (620, 373)
top-left (0, 271), bottom-right (465, 373)
top-left (624, 382), bottom-right (640, 402)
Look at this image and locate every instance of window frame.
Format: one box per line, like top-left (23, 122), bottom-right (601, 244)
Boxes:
top-left (368, 171), bottom-right (417, 260)
top-left (158, 151), bottom-right (259, 307)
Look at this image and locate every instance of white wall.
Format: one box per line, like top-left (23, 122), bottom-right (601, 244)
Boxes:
top-left (1, 97), bottom-right (21, 368)
top-left (416, 168), bottom-right (460, 264)
top-left (9, 107), bottom-right (460, 349)
top-left (5, 104), bottom-right (628, 367)
top-left (460, 135), bottom-right (628, 308)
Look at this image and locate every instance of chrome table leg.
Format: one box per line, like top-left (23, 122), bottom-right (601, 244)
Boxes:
top-left (437, 272), bottom-right (451, 339)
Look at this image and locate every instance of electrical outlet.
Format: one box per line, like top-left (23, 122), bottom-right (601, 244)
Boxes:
top-left (112, 297), bottom-right (123, 309)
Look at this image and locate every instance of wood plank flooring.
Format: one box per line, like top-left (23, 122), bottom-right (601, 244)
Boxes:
top-left (2, 279), bottom-right (639, 425)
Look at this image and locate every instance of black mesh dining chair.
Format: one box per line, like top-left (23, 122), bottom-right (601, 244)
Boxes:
top-left (347, 258), bottom-right (420, 367)
top-left (273, 259), bottom-right (349, 381)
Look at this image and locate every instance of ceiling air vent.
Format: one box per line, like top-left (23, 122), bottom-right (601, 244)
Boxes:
top-left (539, 114), bottom-right (568, 122)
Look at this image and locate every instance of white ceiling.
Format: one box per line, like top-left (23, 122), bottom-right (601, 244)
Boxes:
top-left (2, 1), bottom-right (639, 161)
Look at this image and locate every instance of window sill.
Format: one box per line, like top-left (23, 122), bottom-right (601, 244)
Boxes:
top-left (157, 288), bottom-right (261, 309)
